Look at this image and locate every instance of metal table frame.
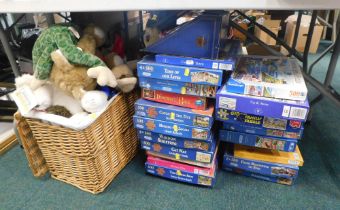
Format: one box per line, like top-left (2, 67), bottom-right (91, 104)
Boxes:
top-left (1, 10), bottom-right (339, 107)
top-left (229, 10), bottom-right (340, 107)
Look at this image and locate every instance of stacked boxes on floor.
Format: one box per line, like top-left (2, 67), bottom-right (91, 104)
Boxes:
top-left (133, 53), bottom-right (237, 186)
top-left (215, 56), bottom-right (309, 185)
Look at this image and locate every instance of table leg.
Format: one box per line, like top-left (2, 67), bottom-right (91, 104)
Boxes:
top-left (303, 10), bottom-right (317, 72)
top-left (324, 29), bottom-right (340, 87)
top-left (0, 20), bottom-right (20, 77)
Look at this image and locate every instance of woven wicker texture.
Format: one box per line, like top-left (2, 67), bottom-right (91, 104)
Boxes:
top-left (14, 112), bottom-right (49, 177)
top-left (20, 91), bottom-right (139, 194)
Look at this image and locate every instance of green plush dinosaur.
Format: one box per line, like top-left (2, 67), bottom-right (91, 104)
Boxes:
top-left (32, 25), bottom-right (116, 88)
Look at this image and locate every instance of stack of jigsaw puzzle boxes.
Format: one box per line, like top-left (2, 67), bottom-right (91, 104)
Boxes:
top-left (133, 50), bottom-right (238, 186)
top-left (216, 56), bottom-right (309, 185)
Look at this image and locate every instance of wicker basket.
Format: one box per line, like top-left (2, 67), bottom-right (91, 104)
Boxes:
top-left (14, 112), bottom-right (49, 177)
top-left (16, 91), bottom-right (139, 194)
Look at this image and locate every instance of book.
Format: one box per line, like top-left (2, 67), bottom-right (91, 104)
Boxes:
top-left (139, 77), bottom-right (218, 98)
top-left (226, 56), bottom-right (307, 101)
top-left (216, 109), bottom-right (304, 140)
top-left (134, 116), bottom-right (211, 140)
top-left (142, 88), bottom-right (207, 110)
top-left (216, 84), bottom-right (310, 121)
top-left (234, 144), bottom-right (304, 166)
top-left (219, 130), bottom-right (297, 152)
top-left (222, 166), bottom-right (295, 186)
top-left (223, 152), bottom-right (299, 178)
top-left (135, 98), bottom-right (214, 128)
top-left (140, 139), bottom-right (217, 163)
top-left (138, 55), bottom-right (223, 86)
top-left (137, 130), bottom-right (214, 151)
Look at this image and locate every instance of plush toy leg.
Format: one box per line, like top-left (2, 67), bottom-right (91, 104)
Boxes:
top-left (81, 90), bottom-right (108, 113)
top-left (117, 77), bottom-right (137, 93)
top-left (87, 66), bottom-right (117, 88)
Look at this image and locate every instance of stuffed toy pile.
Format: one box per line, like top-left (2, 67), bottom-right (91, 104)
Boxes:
top-left (15, 24), bottom-right (137, 129)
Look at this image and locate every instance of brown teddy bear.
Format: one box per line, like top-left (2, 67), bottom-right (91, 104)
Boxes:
top-left (49, 26), bottom-right (137, 112)
top-left (105, 52), bottom-right (137, 93)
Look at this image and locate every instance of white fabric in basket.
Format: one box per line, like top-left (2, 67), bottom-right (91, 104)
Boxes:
top-left (23, 94), bottom-right (119, 130)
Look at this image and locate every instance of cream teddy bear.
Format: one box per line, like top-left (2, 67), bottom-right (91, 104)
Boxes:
top-left (49, 26), bottom-right (110, 112)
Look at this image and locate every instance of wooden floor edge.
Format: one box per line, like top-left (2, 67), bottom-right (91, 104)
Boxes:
top-left (0, 134), bottom-right (18, 155)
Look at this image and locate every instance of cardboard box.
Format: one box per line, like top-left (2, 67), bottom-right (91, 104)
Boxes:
top-left (145, 156), bottom-right (217, 187)
top-left (285, 21), bottom-right (324, 53)
top-left (226, 56), bottom-right (308, 101)
top-left (223, 152), bottom-right (299, 178)
top-left (222, 166), bottom-right (295, 186)
top-left (219, 130), bottom-right (298, 152)
top-left (141, 89), bottom-right (207, 110)
top-left (133, 116), bottom-right (211, 140)
top-left (138, 55), bottom-right (223, 86)
top-left (137, 130), bottom-right (214, 151)
top-left (234, 144), bottom-right (304, 166)
top-left (135, 98), bottom-right (214, 128)
top-left (254, 19), bottom-right (281, 45)
top-left (222, 121), bottom-right (303, 140)
top-left (233, 22), bottom-right (248, 42)
top-left (155, 54), bottom-right (235, 71)
top-left (216, 109), bottom-right (304, 140)
top-left (140, 138), bottom-right (217, 163)
top-left (147, 151), bottom-right (215, 168)
top-left (216, 84), bottom-right (310, 121)
top-left (139, 77), bottom-right (218, 98)
top-left (246, 43), bottom-right (281, 56)
top-left (147, 155), bottom-right (216, 177)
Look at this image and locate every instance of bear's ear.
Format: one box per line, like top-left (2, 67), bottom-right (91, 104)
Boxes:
top-left (104, 52), bottom-right (124, 69)
top-left (113, 54), bottom-right (124, 66)
top-left (126, 60), bottom-right (138, 71)
top-left (51, 50), bottom-right (74, 70)
top-left (111, 64), bottom-right (132, 79)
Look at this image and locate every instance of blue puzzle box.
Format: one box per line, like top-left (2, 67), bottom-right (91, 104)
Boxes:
top-left (135, 98), bottom-right (214, 128)
top-left (223, 152), bottom-right (299, 178)
top-left (222, 166), bottom-right (295, 186)
top-left (226, 56), bottom-right (307, 101)
top-left (222, 121), bottom-right (303, 140)
top-left (216, 84), bottom-right (310, 121)
top-left (154, 39), bottom-right (241, 71)
top-left (140, 138), bottom-right (217, 164)
top-left (139, 77), bottom-right (218, 98)
top-left (216, 109), bottom-right (304, 140)
top-left (138, 55), bottom-right (223, 86)
top-left (138, 130), bottom-right (214, 151)
top-left (145, 162), bottom-right (216, 187)
top-left (155, 54), bottom-right (235, 71)
top-left (219, 130), bottom-right (297, 152)
top-left (134, 115), bottom-right (211, 140)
